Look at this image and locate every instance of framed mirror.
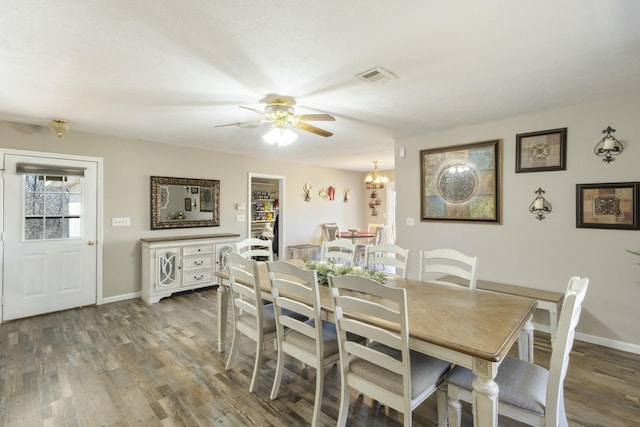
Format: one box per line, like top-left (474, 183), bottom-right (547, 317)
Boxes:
top-left (150, 176), bottom-right (220, 230)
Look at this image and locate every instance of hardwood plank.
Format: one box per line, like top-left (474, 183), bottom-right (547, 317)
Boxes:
top-left (0, 288), bottom-right (637, 426)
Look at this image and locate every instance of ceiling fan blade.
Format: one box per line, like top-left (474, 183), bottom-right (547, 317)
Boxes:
top-left (214, 119), bottom-right (265, 129)
top-left (293, 114), bottom-right (335, 121)
top-left (238, 105), bottom-right (265, 115)
top-left (293, 121), bottom-right (333, 137)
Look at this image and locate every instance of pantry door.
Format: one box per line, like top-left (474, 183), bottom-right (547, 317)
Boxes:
top-left (2, 152), bottom-right (101, 321)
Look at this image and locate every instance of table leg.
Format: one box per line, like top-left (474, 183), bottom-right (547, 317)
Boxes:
top-left (517, 319), bottom-right (534, 362)
top-left (217, 284), bottom-right (229, 352)
top-left (472, 359), bottom-right (499, 427)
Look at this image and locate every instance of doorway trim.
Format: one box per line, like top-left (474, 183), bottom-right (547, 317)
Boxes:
top-left (247, 173), bottom-right (285, 257)
top-left (0, 148), bottom-right (104, 322)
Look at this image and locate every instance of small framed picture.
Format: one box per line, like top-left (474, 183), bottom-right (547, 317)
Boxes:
top-left (184, 197), bottom-right (192, 211)
top-left (515, 128), bottom-right (567, 173)
top-left (576, 182), bottom-right (639, 230)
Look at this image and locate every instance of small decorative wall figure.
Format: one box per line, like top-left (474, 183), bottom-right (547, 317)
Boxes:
top-left (318, 187), bottom-right (329, 200)
top-left (303, 183), bottom-right (312, 202)
top-left (343, 187), bottom-right (350, 203)
top-left (328, 186), bottom-right (336, 200)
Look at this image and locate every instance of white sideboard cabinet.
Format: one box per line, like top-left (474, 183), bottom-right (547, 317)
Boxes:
top-left (140, 234), bottom-right (239, 303)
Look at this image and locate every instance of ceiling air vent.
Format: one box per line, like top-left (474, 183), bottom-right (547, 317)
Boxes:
top-left (355, 66), bottom-right (399, 84)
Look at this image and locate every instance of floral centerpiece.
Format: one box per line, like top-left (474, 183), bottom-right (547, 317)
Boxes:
top-left (304, 260), bottom-right (386, 285)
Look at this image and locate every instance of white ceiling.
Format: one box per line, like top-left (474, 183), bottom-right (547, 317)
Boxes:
top-left (1, 1), bottom-right (639, 172)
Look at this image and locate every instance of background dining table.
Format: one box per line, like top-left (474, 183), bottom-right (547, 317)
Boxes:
top-left (337, 231), bottom-right (375, 243)
top-left (214, 260), bottom-right (537, 427)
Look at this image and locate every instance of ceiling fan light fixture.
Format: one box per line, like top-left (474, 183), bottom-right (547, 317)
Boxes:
top-left (263, 126), bottom-right (297, 147)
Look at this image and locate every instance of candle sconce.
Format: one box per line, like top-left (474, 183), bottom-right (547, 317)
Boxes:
top-left (529, 187), bottom-right (552, 221)
top-left (594, 126), bottom-right (623, 163)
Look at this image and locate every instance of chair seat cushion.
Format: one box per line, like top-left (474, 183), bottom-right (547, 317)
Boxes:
top-left (238, 304), bottom-right (305, 334)
top-left (350, 341), bottom-right (451, 399)
top-left (284, 319), bottom-right (362, 358)
top-left (446, 355), bottom-right (549, 415)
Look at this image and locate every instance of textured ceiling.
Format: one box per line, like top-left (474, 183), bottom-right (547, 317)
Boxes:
top-left (1, 0), bottom-right (639, 171)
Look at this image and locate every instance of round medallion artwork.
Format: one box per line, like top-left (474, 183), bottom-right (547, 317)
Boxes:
top-left (530, 143), bottom-right (549, 159)
top-left (438, 164), bottom-right (478, 204)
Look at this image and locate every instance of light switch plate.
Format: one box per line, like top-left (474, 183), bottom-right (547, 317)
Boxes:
top-left (236, 214), bottom-right (245, 222)
top-left (112, 217), bottom-right (130, 227)
top-left (236, 203), bottom-right (245, 210)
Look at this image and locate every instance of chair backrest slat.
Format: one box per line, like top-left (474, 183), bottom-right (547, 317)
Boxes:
top-left (419, 248), bottom-right (478, 289)
top-left (321, 239), bottom-right (357, 265)
top-left (234, 237), bottom-right (273, 262)
top-left (365, 243), bottom-right (410, 278)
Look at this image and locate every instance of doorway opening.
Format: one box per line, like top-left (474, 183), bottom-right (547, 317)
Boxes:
top-left (248, 173), bottom-right (285, 259)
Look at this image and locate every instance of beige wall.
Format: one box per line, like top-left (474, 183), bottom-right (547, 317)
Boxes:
top-left (395, 94), bottom-right (640, 350)
top-left (0, 121), bottom-right (369, 299)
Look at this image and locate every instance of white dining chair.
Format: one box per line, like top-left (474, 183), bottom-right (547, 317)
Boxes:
top-left (224, 252), bottom-right (275, 392)
top-left (328, 274), bottom-right (451, 427)
top-left (419, 248), bottom-right (478, 289)
top-left (322, 223), bottom-right (340, 242)
top-left (446, 276), bottom-right (589, 427)
top-left (320, 239), bottom-right (357, 266)
top-left (233, 237), bottom-right (273, 262)
top-left (267, 260), bottom-right (341, 427)
top-left (364, 243), bottom-right (410, 278)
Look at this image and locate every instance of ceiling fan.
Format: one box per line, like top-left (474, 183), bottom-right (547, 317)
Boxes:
top-left (215, 98), bottom-right (335, 138)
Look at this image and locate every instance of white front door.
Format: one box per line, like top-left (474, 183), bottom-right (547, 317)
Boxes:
top-left (2, 153), bottom-right (99, 321)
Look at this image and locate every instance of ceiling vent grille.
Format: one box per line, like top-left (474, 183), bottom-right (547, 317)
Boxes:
top-left (356, 66), bottom-right (399, 84)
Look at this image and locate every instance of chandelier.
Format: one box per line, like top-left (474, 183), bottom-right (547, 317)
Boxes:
top-left (364, 161), bottom-right (389, 187)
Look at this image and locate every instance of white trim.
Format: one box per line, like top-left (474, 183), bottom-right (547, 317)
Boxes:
top-left (103, 292), bottom-right (141, 304)
top-left (533, 322), bottom-right (640, 355)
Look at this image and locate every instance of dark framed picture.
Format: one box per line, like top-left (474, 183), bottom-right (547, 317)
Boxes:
top-left (184, 197), bottom-right (192, 211)
top-left (420, 139), bottom-right (502, 223)
top-left (190, 186), bottom-right (199, 194)
top-left (515, 127), bottom-right (567, 173)
top-left (576, 182), bottom-right (639, 230)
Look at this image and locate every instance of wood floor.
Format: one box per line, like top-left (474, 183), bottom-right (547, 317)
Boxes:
top-left (1, 287), bottom-right (638, 426)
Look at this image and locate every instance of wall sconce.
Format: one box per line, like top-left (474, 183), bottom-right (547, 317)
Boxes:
top-left (529, 187), bottom-right (552, 221)
top-left (594, 126), bottom-right (623, 163)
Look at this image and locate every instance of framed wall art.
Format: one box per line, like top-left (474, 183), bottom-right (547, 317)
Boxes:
top-left (576, 182), bottom-right (639, 230)
top-left (515, 127), bottom-right (567, 173)
top-left (420, 139), bottom-right (502, 223)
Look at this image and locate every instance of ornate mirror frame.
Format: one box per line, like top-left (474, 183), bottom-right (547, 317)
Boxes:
top-left (150, 176), bottom-right (220, 230)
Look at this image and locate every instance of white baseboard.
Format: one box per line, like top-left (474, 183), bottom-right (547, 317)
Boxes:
top-left (533, 322), bottom-right (640, 355)
top-left (102, 291), bottom-right (141, 305)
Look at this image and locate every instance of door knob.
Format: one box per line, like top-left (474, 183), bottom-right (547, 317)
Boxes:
top-left (88, 240), bottom-right (96, 246)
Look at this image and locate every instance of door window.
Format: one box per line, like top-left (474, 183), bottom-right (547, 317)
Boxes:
top-left (23, 174), bottom-right (82, 240)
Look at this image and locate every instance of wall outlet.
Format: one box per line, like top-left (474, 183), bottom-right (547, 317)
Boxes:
top-left (112, 217), bottom-right (131, 227)
top-left (406, 217), bottom-right (415, 226)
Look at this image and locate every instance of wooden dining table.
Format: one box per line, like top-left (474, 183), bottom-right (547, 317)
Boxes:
top-left (214, 260), bottom-right (537, 427)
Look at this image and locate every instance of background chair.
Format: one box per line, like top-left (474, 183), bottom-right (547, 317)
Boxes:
top-left (322, 223), bottom-right (340, 242)
top-left (320, 239), bottom-right (357, 266)
top-left (224, 252), bottom-right (275, 392)
top-left (364, 243), bottom-right (410, 278)
top-left (446, 276), bottom-right (589, 427)
top-left (419, 248), bottom-right (478, 289)
top-left (328, 274), bottom-right (451, 427)
top-left (267, 261), bottom-right (341, 427)
top-left (233, 237), bottom-right (273, 262)
top-left (368, 223), bottom-right (388, 245)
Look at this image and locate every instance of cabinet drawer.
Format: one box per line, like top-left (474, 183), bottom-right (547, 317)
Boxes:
top-left (183, 244), bottom-right (214, 255)
top-left (182, 270), bottom-right (214, 286)
top-left (182, 256), bottom-right (214, 270)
